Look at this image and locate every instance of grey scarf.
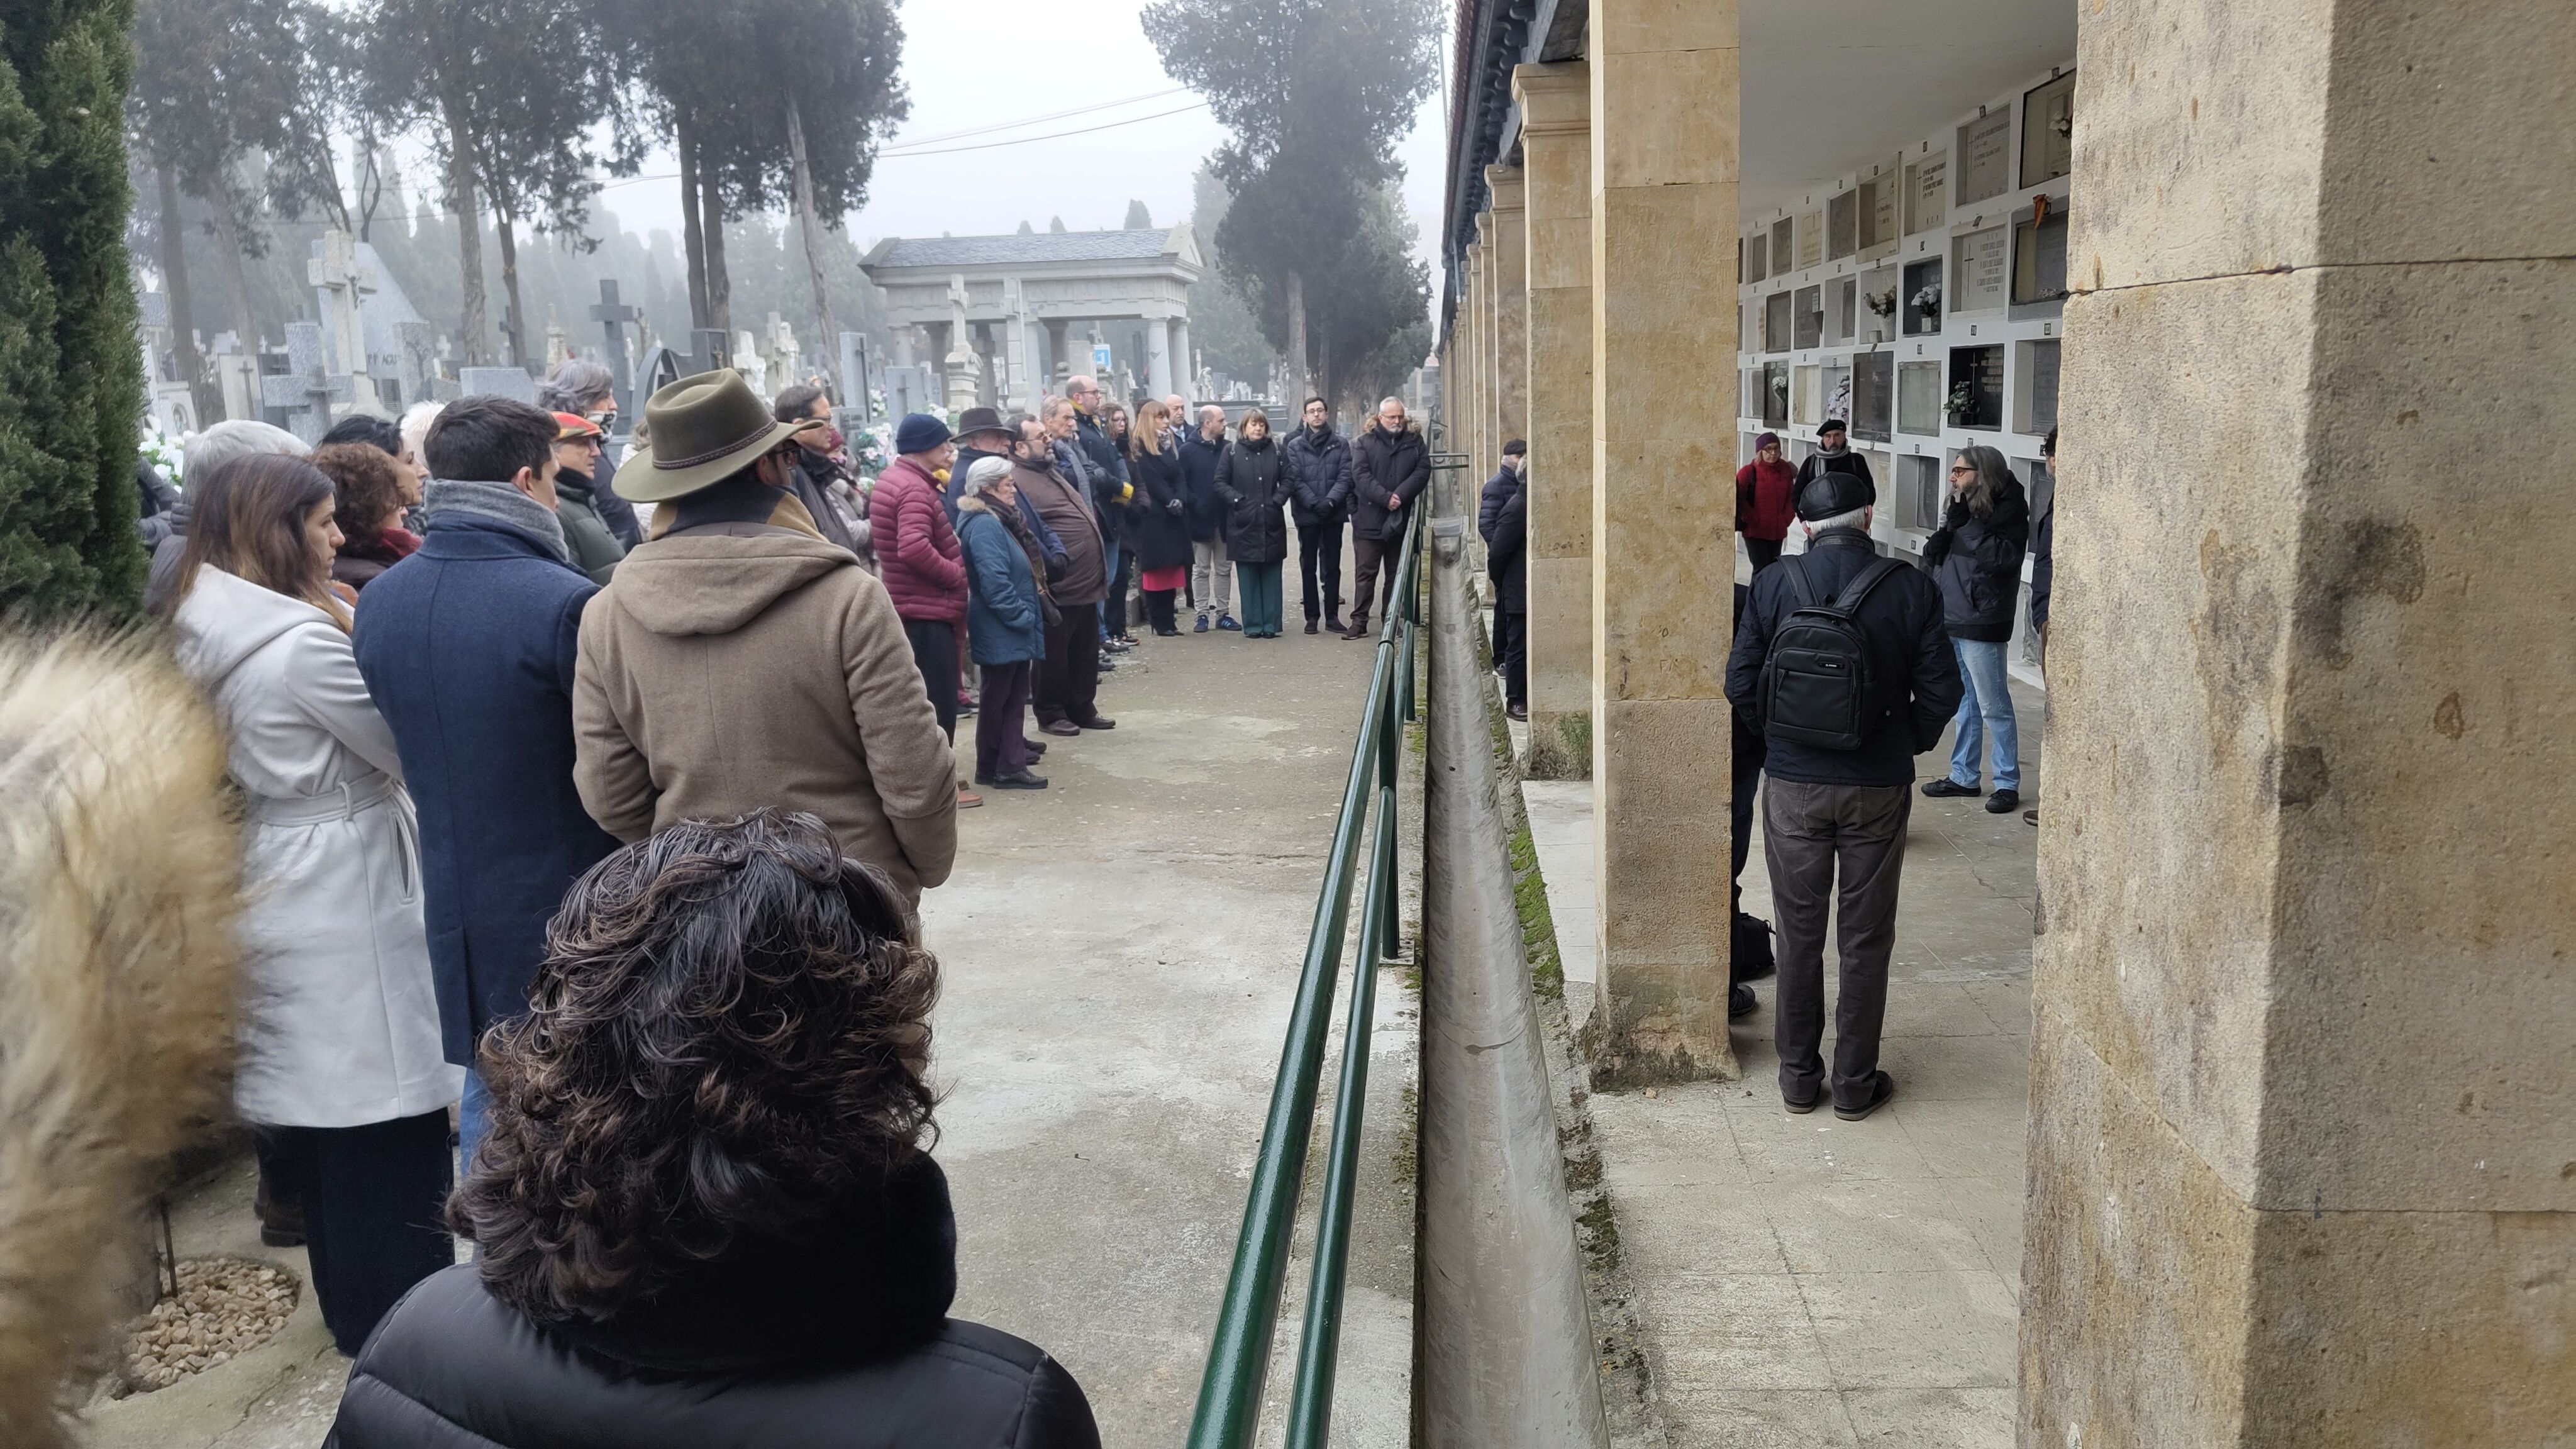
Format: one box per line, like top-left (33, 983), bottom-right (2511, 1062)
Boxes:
top-left (425, 477), bottom-right (570, 562)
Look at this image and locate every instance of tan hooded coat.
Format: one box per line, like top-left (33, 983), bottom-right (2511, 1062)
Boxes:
top-left (572, 525), bottom-right (958, 901)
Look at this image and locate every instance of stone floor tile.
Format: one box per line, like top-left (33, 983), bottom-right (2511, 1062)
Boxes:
top-left (1843, 1386), bottom-right (2018, 1448)
top-left (1631, 1274), bottom-right (1837, 1391)
top-left (1725, 1104), bottom-right (1945, 1184)
top-left (1613, 1178), bottom-right (1791, 1275)
top-left (1962, 975), bottom-right (2035, 1033)
top-left (1588, 1086), bottom-right (1754, 1189)
top-left (1756, 1179), bottom-right (1999, 1275)
top-left (1892, 1099), bottom-right (2031, 1182)
top-left (1876, 1032), bottom-right (2031, 1102)
top-left (1879, 982), bottom-right (2009, 1038)
top-left (1656, 1386), bottom-right (1862, 1448)
top-left (1797, 1270), bottom-right (2019, 1390)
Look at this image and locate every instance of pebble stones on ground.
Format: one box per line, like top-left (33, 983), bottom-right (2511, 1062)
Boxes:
top-left (118, 1257), bottom-right (301, 1394)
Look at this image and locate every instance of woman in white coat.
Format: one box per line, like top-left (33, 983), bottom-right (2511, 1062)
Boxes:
top-left (162, 453), bottom-right (460, 1356)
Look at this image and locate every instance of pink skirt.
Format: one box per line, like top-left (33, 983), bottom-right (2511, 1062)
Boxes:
top-left (1141, 565), bottom-right (1189, 592)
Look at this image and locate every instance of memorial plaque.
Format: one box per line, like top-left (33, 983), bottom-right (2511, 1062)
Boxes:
top-left (1858, 168), bottom-right (1900, 253)
top-left (1896, 454), bottom-right (1942, 531)
top-left (1955, 109), bottom-right (2011, 206)
top-left (1746, 231), bottom-right (1768, 283)
top-left (2012, 204), bottom-right (2070, 304)
top-left (1898, 361), bottom-right (1943, 435)
top-left (1796, 210), bottom-right (1824, 269)
top-left (2021, 71), bottom-right (2076, 189)
top-left (1948, 344), bottom-right (2005, 430)
top-left (1761, 360), bottom-right (1789, 429)
top-left (2024, 339), bottom-right (2062, 434)
top-left (1794, 284), bottom-right (1823, 350)
top-left (1792, 364), bottom-right (1820, 425)
top-left (1743, 369), bottom-right (1762, 419)
top-left (1906, 155), bottom-right (1947, 235)
top-left (1765, 291), bottom-right (1792, 353)
top-left (1853, 351), bottom-right (1894, 442)
top-left (1771, 218), bottom-right (1794, 274)
top-left (1954, 225), bottom-right (2009, 313)
top-left (1828, 191), bottom-right (1857, 260)
top-left (1902, 257), bottom-right (1943, 336)
top-left (1835, 278), bottom-right (1858, 341)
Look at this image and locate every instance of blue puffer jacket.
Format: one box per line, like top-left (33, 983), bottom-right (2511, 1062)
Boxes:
top-left (957, 502), bottom-right (1046, 666)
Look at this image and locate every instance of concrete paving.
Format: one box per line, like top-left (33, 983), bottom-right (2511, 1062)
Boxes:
top-left (76, 572), bottom-right (1419, 1449)
top-left (1519, 654), bottom-right (2043, 1448)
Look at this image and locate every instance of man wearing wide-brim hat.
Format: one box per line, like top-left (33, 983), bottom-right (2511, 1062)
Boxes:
top-left (570, 370), bottom-right (958, 904)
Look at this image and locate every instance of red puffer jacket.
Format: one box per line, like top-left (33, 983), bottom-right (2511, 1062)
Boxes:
top-left (871, 458), bottom-right (967, 623)
top-left (1735, 458), bottom-right (1797, 542)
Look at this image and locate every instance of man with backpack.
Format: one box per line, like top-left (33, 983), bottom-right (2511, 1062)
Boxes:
top-left (1724, 472), bottom-right (1961, 1121)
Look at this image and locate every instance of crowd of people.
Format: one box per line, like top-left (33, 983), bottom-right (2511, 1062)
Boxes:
top-left (131, 357), bottom-right (1438, 1442)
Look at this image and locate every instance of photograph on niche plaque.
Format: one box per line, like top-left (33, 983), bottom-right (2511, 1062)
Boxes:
top-left (1762, 360), bottom-right (1790, 430)
top-left (1954, 109), bottom-right (2012, 206)
top-left (1746, 232), bottom-right (1767, 284)
top-left (1852, 352), bottom-right (1894, 443)
top-left (1828, 191), bottom-right (1857, 260)
top-left (2021, 71), bottom-right (2075, 188)
top-left (1771, 217), bottom-right (1794, 273)
top-left (1905, 155), bottom-right (1947, 235)
top-left (1765, 291), bottom-right (1792, 353)
top-left (1794, 285), bottom-right (1823, 350)
top-left (1953, 225), bottom-right (2009, 313)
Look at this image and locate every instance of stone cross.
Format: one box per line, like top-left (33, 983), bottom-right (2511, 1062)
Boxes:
top-left (543, 308), bottom-right (571, 372)
top-left (260, 321), bottom-right (349, 443)
top-left (943, 275), bottom-right (978, 411)
top-left (306, 231), bottom-right (384, 415)
top-left (589, 280), bottom-right (642, 417)
top-left (838, 331), bottom-right (868, 420)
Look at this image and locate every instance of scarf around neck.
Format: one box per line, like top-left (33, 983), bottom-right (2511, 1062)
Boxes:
top-left (425, 477), bottom-right (570, 562)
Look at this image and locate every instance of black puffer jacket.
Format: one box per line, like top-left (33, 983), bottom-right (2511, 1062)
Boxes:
top-left (1281, 425), bottom-right (1353, 528)
top-left (1921, 478), bottom-right (2031, 643)
top-left (1177, 430), bottom-right (1228, 541)
top-left (1216, 435), bottom-right (1292, 565)
top-left (325, 1159), bottom-right (1099, 1449)
top-left (1350, 419), bottom-right (1430, 542)
top-left (1484, 475), bottom-right (1527, 613)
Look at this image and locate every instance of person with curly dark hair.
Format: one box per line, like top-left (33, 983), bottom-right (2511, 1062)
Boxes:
top-left (326, 810), bottom-right (1099, 1448)
top-left (314, 441), bottom-right (417, 594)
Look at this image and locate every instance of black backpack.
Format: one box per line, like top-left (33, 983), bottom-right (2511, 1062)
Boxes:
top-left (1758, 553), bottom-right (1904, 750)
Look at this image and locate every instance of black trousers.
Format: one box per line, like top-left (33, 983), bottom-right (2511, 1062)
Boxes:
top-left (1296, 521), bottom-right (1344, 622)
top-left (1349, 532), bottom-right (1402, 627)
top-left (1144, 588), bottom-right (1179, 633)
top-left (1763, 779), bottom-right (1911, 1109)
top-left (904, 618), bottom-right (958, 739)
top-left (1499, 608), bottom-right (1527, 706)
top-left (1104, 550), bottom-right (1134, 638)
top-left (1746, 536), bottom-right (1784, 574)
top-left (1035, 602), bottom-right (1102, 725)
top-left (269, 1109), bottom-right (454, 1356)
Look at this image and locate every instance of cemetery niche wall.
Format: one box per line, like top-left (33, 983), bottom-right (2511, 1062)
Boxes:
top-left (1734, 57), bottom-right (2074, 672)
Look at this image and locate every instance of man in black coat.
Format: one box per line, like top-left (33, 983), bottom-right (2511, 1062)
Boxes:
top-left (1482, 463), bottom-right (1528, 719)
top-left (1477, 438), bottom-right (1526, 543)
top-left (1724, 471), bottom-right (1961, 1122)
top-left (1794, 416), bottom-right (1876, 496)
top-left (1177, 405), bottom-right (1233, 630)
top-left (1345, 396), bottom-right (1431, 638)
top-left (1283, 397), bottom-right (1355, 634)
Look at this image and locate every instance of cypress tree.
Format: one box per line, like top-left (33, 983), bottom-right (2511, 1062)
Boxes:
top-left (0, 0), bottom-right (146, 619)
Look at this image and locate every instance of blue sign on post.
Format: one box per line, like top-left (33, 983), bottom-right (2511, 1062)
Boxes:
top-left (1091, 343), bottom-right (1114, 374)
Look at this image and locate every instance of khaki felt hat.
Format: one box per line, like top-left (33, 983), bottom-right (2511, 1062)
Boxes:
top-left (613, 369), bottom-right (806, 502)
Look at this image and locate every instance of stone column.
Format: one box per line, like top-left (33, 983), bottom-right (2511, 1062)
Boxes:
top-left (1144, 317), bottom-right (1174, 398)
top-left (1462, 231), bottom-right (1485, 485)
top-left (1485, 164), bottom-right (1529, 464)
top-left (1170, 318), bottom-right (1193, 396)
top-left (1513, 66), bottom-right (1592, 779)
top-left (1586, 0), bottom-right (1740, 1085)
top-left (2021, 5), bottom-right (2576, 1443)
top-left (1477, 221), bottom-right (1501, 485)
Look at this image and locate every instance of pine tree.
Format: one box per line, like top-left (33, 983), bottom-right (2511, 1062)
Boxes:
top-left (1124, 199), bottom-right (1153, 230)
top-left (0, 0), bottom-right (147, 618)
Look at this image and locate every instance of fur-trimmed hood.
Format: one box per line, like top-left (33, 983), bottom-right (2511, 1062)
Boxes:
top-left (0, 629), bottom-right (242, 1446)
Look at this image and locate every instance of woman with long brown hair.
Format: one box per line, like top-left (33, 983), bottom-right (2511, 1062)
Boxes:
top-left (1125, 396), bottom-right (1192, 636)
top-left (161, 454), bottom-right (458, 1357)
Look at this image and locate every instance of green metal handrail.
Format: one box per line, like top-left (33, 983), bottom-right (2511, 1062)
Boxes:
top-left (1184, 503), bottom-right (1424, 1449)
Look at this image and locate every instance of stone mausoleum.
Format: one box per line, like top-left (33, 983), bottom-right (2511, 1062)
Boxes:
top-left (1439, 0), bottom-right (2572, 1443)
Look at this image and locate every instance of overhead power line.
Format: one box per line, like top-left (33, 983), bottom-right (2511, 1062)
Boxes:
top-left (884, 85), bottom-right (1191, 150)
top-left (877, 101), bottom-right (1209, 158)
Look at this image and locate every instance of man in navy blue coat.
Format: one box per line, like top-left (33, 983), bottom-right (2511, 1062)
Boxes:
top-left (353, 396), bottom-right (619, 1161)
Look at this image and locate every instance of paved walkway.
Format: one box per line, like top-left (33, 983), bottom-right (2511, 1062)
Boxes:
top-left (82, 574), bottom-right (1419, 1449)
top-left (1518, 649), bottom-right (2042, 1447)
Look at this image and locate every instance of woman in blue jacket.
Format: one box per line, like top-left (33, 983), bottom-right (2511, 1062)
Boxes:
top-left (956, 457), bottom-right (1051, 791)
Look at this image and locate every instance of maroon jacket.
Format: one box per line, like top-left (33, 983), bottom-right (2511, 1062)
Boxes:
top-left (1735, 458), bottom-right (1797, 541)
top-left (872, 458), bottom-right (967, 623)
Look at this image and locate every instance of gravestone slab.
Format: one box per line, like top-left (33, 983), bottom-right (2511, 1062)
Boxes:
top-left (1770, 218), bottom-right (1793, 275)
top-left (590, 280), bottom-right (643, 418)
top-left (392, 321), bottom-right (436, 409)
top-left (1797, 210), bottom-right (1824, 269)
top-left (259, 321), bottom-right (347, 443)
top-left (1955, 226), bottom-right (2010, 313)
top-left (1746, 231), bottom-right (1768, 283)
top-left (1907, 155), bottom-right (1947, 235)
top-left (458, 367), bottom-right (538, 404)
top-left (2021, 71), bottom-right (2076, 188)
top-left (1828, 192), bottom-right (1857, 260)
top-left (1955, 110), bottom-right (2011, 206)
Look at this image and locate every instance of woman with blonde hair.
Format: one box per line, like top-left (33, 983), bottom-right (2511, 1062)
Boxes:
top-left (160, 453), bottom-right (458, 1357)
top-left (1215, 407), bottom-right (1293, 638)
top-left (1125, 397), bottom-right (1192, 636)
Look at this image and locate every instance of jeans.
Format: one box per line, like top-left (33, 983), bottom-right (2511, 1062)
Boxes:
top-left (1192, 538), bottom-right (1233, 618)
top-left (1236, 562), bottom-right (1285, 636)
top-left (458, 1069), bottom-right (490, 1169)
top-left (1946, 638), bottom-right (2021, 791)
top-left (1763, 779), bottom-right (1911, 1109)
top-left (1295, 520), bottom-right (1344, 622)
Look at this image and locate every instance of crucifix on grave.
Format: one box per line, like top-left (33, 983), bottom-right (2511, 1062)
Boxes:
top-left (260, 321), bottom-right (351, 443)
top-left (589, 279), bottom-right (642, 418)
top-left (943, 274), bottom-right (978, 411)
top-left (308, 231), bottom-right (385, 416)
